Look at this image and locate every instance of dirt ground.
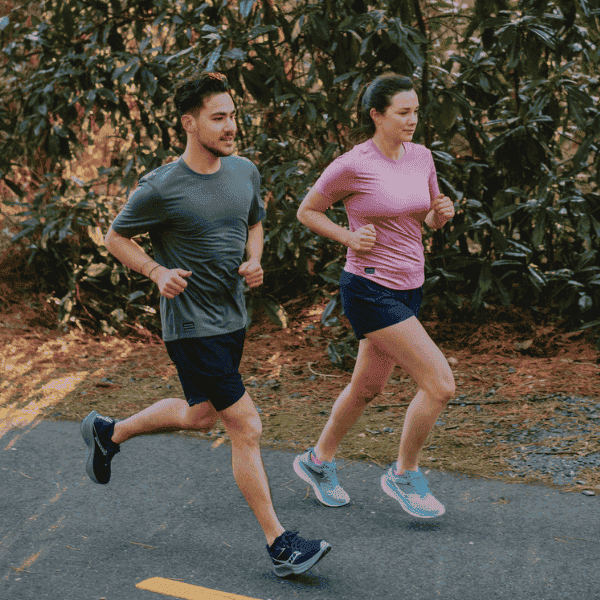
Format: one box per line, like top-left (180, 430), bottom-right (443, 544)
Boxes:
top-left (1, 295), bottom-right (599, 494)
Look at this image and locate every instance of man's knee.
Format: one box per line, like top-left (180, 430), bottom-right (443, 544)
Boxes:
top-left (220, 396), bottom-right (263, 444)
top-left (228, 414), bottom-right (262, 446)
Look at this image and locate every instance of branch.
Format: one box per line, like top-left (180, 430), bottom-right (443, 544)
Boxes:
top-left (307, 361), bottom-right (342, 378)
top-left (413, 0), bottom-right (432, 147)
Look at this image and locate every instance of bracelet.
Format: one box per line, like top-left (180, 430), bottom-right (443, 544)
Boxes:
top-left (148, 264), bottom-right (162, 280)
top-left (140, 259), bottom-right (157, 277)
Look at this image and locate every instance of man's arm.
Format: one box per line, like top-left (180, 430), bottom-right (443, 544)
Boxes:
top-left (104, 226), bottom-right (191, 299)
top-left (104, 226), bottom-right (159, 277)
top-left (238, 221), bottom-right (264, 288)
top-left (245, 220), bottom-right (264, 263)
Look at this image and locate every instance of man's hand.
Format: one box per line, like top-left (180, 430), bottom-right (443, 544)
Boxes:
top-left (238, 259), bottom-right (263, 289)
top-left (430, 193), bottom-right (455, 228)
top-left (152, 267), bottom-right (192, 299)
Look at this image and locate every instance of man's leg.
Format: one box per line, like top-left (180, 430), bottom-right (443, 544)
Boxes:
top-left (218, 391), bottom-right (285, 547)
top-left (81, 398), bottom-right (218, 485)
top-left (111, 398), bottom-right (218, 444)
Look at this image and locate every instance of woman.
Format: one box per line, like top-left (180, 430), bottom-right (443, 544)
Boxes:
top-left (293, 73), bottom-right (455, 519)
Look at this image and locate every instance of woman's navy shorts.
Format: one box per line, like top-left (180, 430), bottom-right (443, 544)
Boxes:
top-left (165, 327), bottom-right (246, 412)
top-left (340, 270), bottom-right (423, 341)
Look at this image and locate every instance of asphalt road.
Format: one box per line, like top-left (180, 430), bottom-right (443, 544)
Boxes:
top-left (1, 419), bottom-right (599, 600)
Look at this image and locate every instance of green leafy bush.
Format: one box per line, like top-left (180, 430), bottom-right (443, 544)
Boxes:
top-left (0, 0), bottom-right (598, 352)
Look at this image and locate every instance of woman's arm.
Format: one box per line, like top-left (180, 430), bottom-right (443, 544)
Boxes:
top-left (297, 188), bottom-right (353, 247)
top-left (425, 193), bottom-right (455, 230)
top-left (297, 188), bottom-right (376, 252)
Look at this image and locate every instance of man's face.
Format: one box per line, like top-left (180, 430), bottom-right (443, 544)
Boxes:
top-left (186, 92), bottom-right (237, 157)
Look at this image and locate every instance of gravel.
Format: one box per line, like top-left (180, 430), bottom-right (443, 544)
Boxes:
top-left (495, 394), bottom-right (600, 488)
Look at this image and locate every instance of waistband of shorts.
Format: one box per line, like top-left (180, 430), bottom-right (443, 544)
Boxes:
top-left (341, 266), bottom-right (424, 291)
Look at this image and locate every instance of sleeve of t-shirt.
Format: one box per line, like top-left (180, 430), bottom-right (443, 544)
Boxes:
top-left (427, 150), bottom-right (441, 203)
top-left (248, 166), bottom-right (266, 227)
top-left (313, 158), bottom-right (356, 203)
top-left (110, 180), bottom-right (169, 238)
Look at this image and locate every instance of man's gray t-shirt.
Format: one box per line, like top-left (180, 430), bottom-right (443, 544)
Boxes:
top-left (111, 156), bottom-right (266, 341)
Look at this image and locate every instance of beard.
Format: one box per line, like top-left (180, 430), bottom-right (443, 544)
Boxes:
top-left (200, 139), bottom-right (236, 158)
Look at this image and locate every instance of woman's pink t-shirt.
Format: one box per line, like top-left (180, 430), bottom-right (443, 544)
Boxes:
top-left (314, 139), bottom-right (440, 290)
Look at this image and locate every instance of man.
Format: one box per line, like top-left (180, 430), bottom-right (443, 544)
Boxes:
top-left (81, 72), bottom-right (331, 577)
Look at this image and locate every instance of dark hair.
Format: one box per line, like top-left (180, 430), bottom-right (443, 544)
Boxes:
top-left (349, 73), bottom-right (415, 145)
top-left (173, 72), bottom-right (231, 116)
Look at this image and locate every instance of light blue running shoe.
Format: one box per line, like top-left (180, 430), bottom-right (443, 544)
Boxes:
top-left (381, 464), bottom-right (445, 518)
top-left (293, 448), bottom-right (350, 507)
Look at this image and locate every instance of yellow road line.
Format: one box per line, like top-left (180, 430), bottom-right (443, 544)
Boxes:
top-left (135, 578), bottom-right (263, 600)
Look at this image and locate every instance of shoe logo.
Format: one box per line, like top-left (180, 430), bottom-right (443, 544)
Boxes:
top-left (97, 416), bottom-right (112, 423)
top-left (94, 431), bottom-right (107, 456)
top-left (290, 551), bottom-right (301, 564)
top-left (306, 463), bottom-right (326, 481)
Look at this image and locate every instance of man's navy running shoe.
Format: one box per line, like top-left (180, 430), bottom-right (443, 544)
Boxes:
top-left (267, 530), bottom-right (331, 577)
top-left (81, 410), bottom-right (120, 484)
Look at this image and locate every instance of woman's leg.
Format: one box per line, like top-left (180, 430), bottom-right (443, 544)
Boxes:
top-left (365, 316), bottom-right (455, 473)
top-left (314, 338), bottom-right (397, 462)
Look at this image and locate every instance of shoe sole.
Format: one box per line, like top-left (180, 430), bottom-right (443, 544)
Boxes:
top-left (293, 455), bottom-right (349, 508)
top-left (381, 473), bottom-right (445, 519)
top-left (273, 542), bottom-right (332, 578)
top-left (81, 411), bottom-right (103, 484)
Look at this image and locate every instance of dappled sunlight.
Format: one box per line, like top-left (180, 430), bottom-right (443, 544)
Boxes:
top-left (1, 323), bottom-right (133, 446)
top-left (0, 310), bottom-right (152, 448)
top-left (1, 351), bottom-right (35, 380)
top-left (1, 372), bottom-right (88, 448)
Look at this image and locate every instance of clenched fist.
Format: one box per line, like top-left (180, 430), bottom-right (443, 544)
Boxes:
top-left (152, 267), bottom-right (192, 299)
top-left (430, 193), bottom-right (455, 228)
top-left (238, 259), bottom-right (264, 288)
top-left (348, 224), bottom-right (376, 252)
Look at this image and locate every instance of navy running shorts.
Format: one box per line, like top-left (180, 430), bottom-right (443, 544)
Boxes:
top-left (165, 327), bottom-right (247, 412)
top-left (340, 270), bottom-right (423, 341)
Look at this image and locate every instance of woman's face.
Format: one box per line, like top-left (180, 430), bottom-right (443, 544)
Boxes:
top-left (371, 90), bottom-right (419, 144)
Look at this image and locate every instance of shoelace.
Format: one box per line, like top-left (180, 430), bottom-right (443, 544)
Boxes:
top-left (401, 472), bottom-right (430, 497)
top-left (321, 464), bottom-right (343, 492)
top-left (319, 461), bottom-right (335, 477)
top-left (105, 444), bottom-right (120, 463)
top-left (276, 531), bottom-right (306, 554)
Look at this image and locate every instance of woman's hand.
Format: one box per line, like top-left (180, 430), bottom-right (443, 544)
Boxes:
top-left (428, 193), bottom-right (455, 228)
top-left (348, 224), bottom-right (377, 252)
